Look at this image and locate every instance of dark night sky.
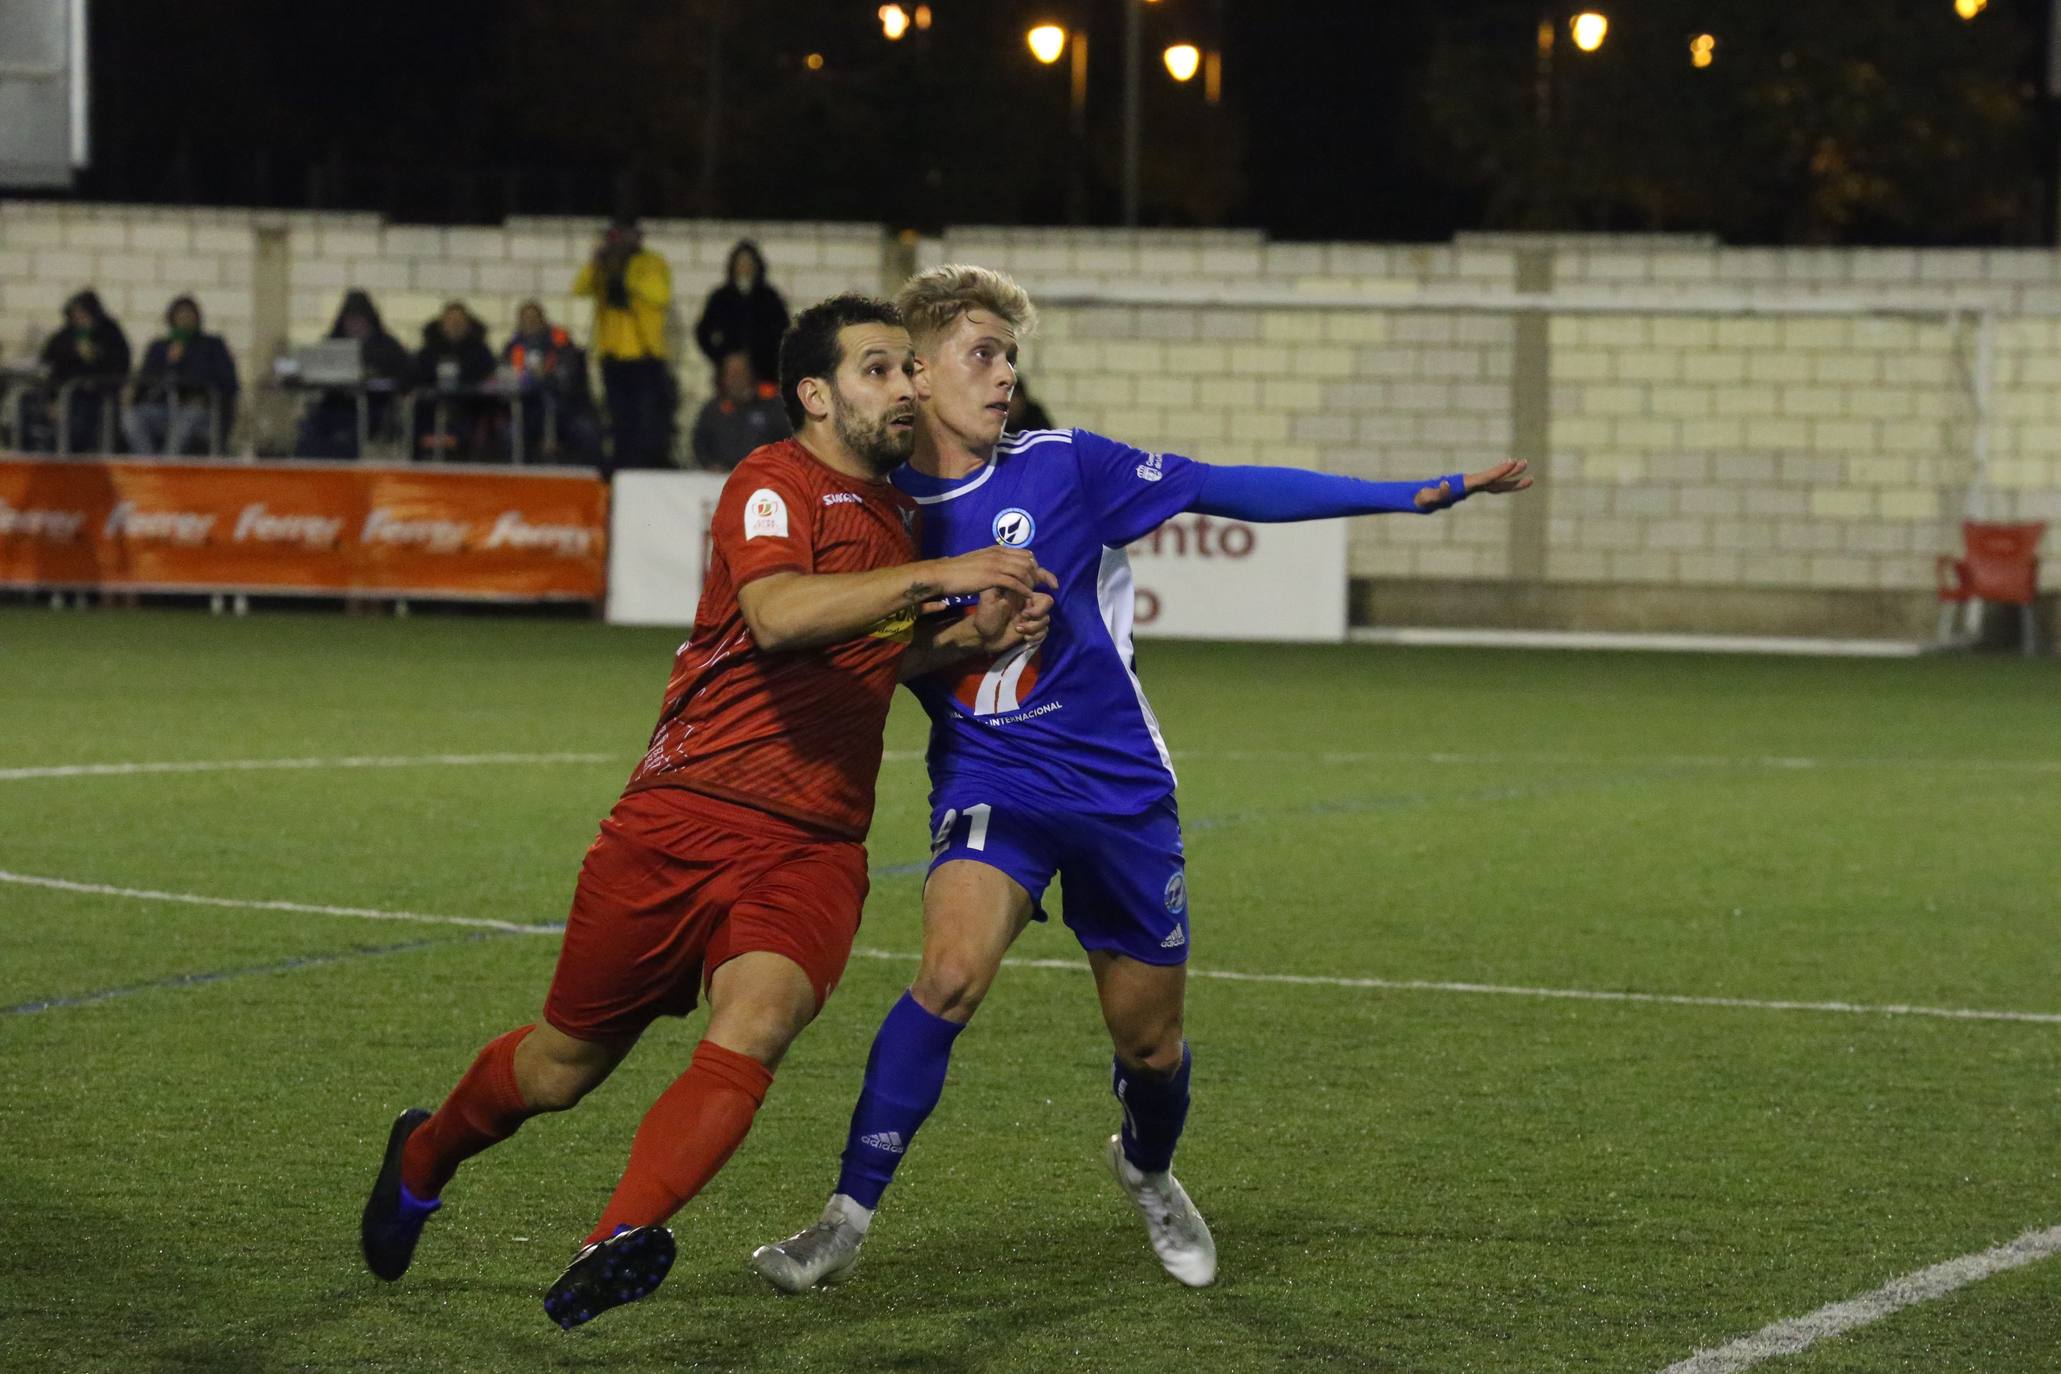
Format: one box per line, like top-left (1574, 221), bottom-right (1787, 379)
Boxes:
top-left (59, 0), bottom-right (2049, 244)
top-left (64, 0), bottom-right (1465, 239)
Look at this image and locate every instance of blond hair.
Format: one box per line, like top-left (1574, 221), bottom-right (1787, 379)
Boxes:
top-left (895, 264), bottom-right (1038, 348)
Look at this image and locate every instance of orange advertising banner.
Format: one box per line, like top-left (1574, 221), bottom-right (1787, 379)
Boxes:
top-left (0, 458), bottom-right (608, 600)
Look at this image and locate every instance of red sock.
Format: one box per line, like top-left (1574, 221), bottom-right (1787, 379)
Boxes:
top-left (401, 1024), bottom-right (537, 1199)
top-left (585, 1040), bottom-right (773, 1244)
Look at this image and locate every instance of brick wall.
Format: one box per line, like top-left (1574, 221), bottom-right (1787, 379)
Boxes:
top-left (937, 228), bottom-right (2059, 599)
top-left (0, 200), bottom-right (888, 432)
top-left (5, 202), bottom-right (2057, 614)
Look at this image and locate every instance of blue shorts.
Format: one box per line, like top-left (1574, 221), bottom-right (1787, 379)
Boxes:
top-left (926, 791), bottom-right (1190, 965)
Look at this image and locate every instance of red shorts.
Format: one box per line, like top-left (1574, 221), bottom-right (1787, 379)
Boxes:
top-left (541, 787), bottom-right (869, 1042)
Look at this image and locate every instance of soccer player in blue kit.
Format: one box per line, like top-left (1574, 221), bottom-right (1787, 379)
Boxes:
top-left (752, 266), bottom-right (1531, 1292)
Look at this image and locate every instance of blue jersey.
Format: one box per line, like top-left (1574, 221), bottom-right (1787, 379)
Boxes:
top-left (892, 427), bottom-right (1206, 815)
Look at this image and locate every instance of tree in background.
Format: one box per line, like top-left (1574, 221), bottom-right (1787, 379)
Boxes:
top-left (1415, 0), bottom-right (2044, 243)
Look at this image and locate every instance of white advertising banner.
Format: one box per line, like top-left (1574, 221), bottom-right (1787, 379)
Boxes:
top-left (608, 472), bottom-right (1349, 643)
top-left (605, 470), bottom-right (729, 626)
top-left (1124, 514), bottom-right (1347, 643)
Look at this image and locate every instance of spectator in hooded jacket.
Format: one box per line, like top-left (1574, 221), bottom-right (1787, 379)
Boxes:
top-left (295, 289), bottom-right (413, 459)
top-left (572, 217), bottom-right (673, 472)
top-left (35, 289), bottom-right (131, 453)
top-left (503, 300), bottom-right (601, 461)
top-left (124, 295), bottom-right (240, 456)
top-left (412, 302), bottom-right (498, 460)
top-left (692, 240), bottom-right (789, 387)
top-left (690, 349), bottom-right (789, 472)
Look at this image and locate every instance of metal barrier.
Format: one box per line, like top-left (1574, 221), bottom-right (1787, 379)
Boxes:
top-left (120, 381), bottom-right (227, 457)
top-left (53, 378), bottom-right (120, 454)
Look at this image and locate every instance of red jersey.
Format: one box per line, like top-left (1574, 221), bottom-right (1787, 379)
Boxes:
top-left (624, 439), bottom-right (921, 839)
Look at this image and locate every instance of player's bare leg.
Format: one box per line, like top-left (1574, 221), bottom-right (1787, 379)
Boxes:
top-left (361, 1020), bottom-right (639, 1283)
top-left (1091, 951), bottom-right (1215, 1287)
top-left (548, 951), bottom-right (821, 1328)
top-left (910, 860), bottom-right (1039, 1023)
top-left (514, 1022), bottom-right (640, 1109)
top-left (751, 861), bottom-right (1034, 1293)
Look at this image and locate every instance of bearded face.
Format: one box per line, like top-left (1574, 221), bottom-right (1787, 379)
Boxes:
top-left (832, 378), bottom-right (916, 475)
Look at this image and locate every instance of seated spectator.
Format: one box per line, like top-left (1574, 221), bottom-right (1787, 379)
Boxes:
top-left (690, 349), bottom-right (790, 471)
top-left (32, 290), bottom-right (131, 454)
top-left (1007, 374), bottom-right (1055, 433)
top-left (693, 240), bottom-right (789, 388)
top-left (503, 300), bottom-right (601, 462)
top-left (124, 295), bottom-right (240, 456)
top-left (295, 289), bottom-right (412, 459)
top-left (412, 301), bottom-right (497, 460)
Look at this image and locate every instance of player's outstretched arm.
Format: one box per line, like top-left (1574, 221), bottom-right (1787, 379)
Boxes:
top-left (738, 547), bottom-right (1046, 654)
top-left (1185, 459), bottom-right (1532, 521)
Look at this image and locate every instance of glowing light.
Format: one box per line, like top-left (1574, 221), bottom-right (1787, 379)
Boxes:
top-left (879, 4), bottom-right (910, 40)
top-left (914, 4), bottom-right (932, 29)
top-left (1163, 44), bottom-right (1201, 83)
top-left (804, 51), bottom-right (825, 71)
top-left (1027, 24), bottom-right (1067, 65)
top-left (1955, 0), bottom-right (1988, 17)
top-left (1570, 11), bottom-right (1608, 52)
top-left (1690, 33), bottom-right (1715, 68)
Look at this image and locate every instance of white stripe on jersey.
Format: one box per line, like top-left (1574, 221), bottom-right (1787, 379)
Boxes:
top-left (972, 640), bottom-right (1037, 715)
top-left (906, 430), bottom-right (1072, 505)
top-left (907, 459), bottom-right (997, 505)
top-left (998, 427), bottom-right (1072, 451)
top-left (1094, 545), bottom-right (1177, 783)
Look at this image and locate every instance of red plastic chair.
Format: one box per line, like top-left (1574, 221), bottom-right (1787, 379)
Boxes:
top-left (1937, 521), bottom-right (2046, 656)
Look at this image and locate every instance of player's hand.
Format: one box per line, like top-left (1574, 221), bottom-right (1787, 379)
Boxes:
top-left (1413, 459), bottom-right (1533, 510)
top-left (968, 587), bottom-right (1054, 652)
top-left (926, 547), bottom-right (1055, 600)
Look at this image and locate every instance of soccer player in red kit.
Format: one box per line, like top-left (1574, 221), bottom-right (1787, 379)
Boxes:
top-left (358, 293), bottom-right (1054, 1331)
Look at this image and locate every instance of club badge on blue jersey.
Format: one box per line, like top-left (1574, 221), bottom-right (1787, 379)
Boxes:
top-left (991, 507), bottom-right (1036, 547)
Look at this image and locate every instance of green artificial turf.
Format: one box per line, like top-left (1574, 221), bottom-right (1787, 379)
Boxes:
top-left (2, 609), bottom-right (2057, 1372)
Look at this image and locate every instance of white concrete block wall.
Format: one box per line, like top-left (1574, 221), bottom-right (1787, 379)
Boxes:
top-left (943, 226), bottom-right (2056, 594)
top-left (4, 205), bottom-right (2057, 598)
top-left (1, 202), bottom-right (884, 438)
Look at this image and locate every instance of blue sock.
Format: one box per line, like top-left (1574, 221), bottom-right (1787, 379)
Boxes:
top-left (1113, 1043), bottom-right (1191, 1174)
top-left (834, 992), bottom-right (964, 1209)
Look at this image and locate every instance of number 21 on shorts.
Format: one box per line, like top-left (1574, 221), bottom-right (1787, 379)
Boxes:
top-left (931, 803), bottom-right (992, 857)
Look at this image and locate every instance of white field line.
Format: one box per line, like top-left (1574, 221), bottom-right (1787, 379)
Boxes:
top-left (2, 748), bottom-right (2057, 783)
top-left (1658, 1224), bottom-right (2061, 1374)
top-left (8, 869), bottom-right (2061, 1028)
top-left (1185, 748), bottom-right (2061, 775)
top-left (0, 751), bottom-right (619, 782)
top-left (0, 870), bottom-right (562, 936)
top-left (845, 950), bottom-right (2061, 1026)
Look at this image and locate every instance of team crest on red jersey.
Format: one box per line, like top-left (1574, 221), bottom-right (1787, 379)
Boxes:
top-left (949, 640), bottom-right (1043, 716)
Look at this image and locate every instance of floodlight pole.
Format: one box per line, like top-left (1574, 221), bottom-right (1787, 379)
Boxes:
top-left (1122, 0), bottom-right (1142, 227)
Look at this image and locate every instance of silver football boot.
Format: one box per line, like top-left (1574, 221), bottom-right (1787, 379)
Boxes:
top-left (1105, 1134), bottom-right (1217, 1287)
top-left (750, 1199), bottom-right (868, 1294)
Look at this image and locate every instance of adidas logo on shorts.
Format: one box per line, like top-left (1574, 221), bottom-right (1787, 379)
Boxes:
top-left (860, 1131), bottom-right (906, 1154)
top-left (1159, 927), bottom-right (1187, 949)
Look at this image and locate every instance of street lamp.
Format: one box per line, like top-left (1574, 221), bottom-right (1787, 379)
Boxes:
top-left (1027, 23), bottom-right (1067, 64)
top-left (1955, 0), bottom-right (1988, 17)
top-left (879, 4), bottom-right (910, 41)
top-left (1163, 43), bottom-right (1201, 82)
top-left (1570, 11), bottom-right (1608, 52)
top-left (1689, 32), bottom-right (1715, 67)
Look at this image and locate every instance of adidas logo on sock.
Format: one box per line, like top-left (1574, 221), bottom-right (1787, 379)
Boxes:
top-left (860, 1131), bottom-right (906, 1154)
top-left (1160, 927), bottom-right (1187, 949)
